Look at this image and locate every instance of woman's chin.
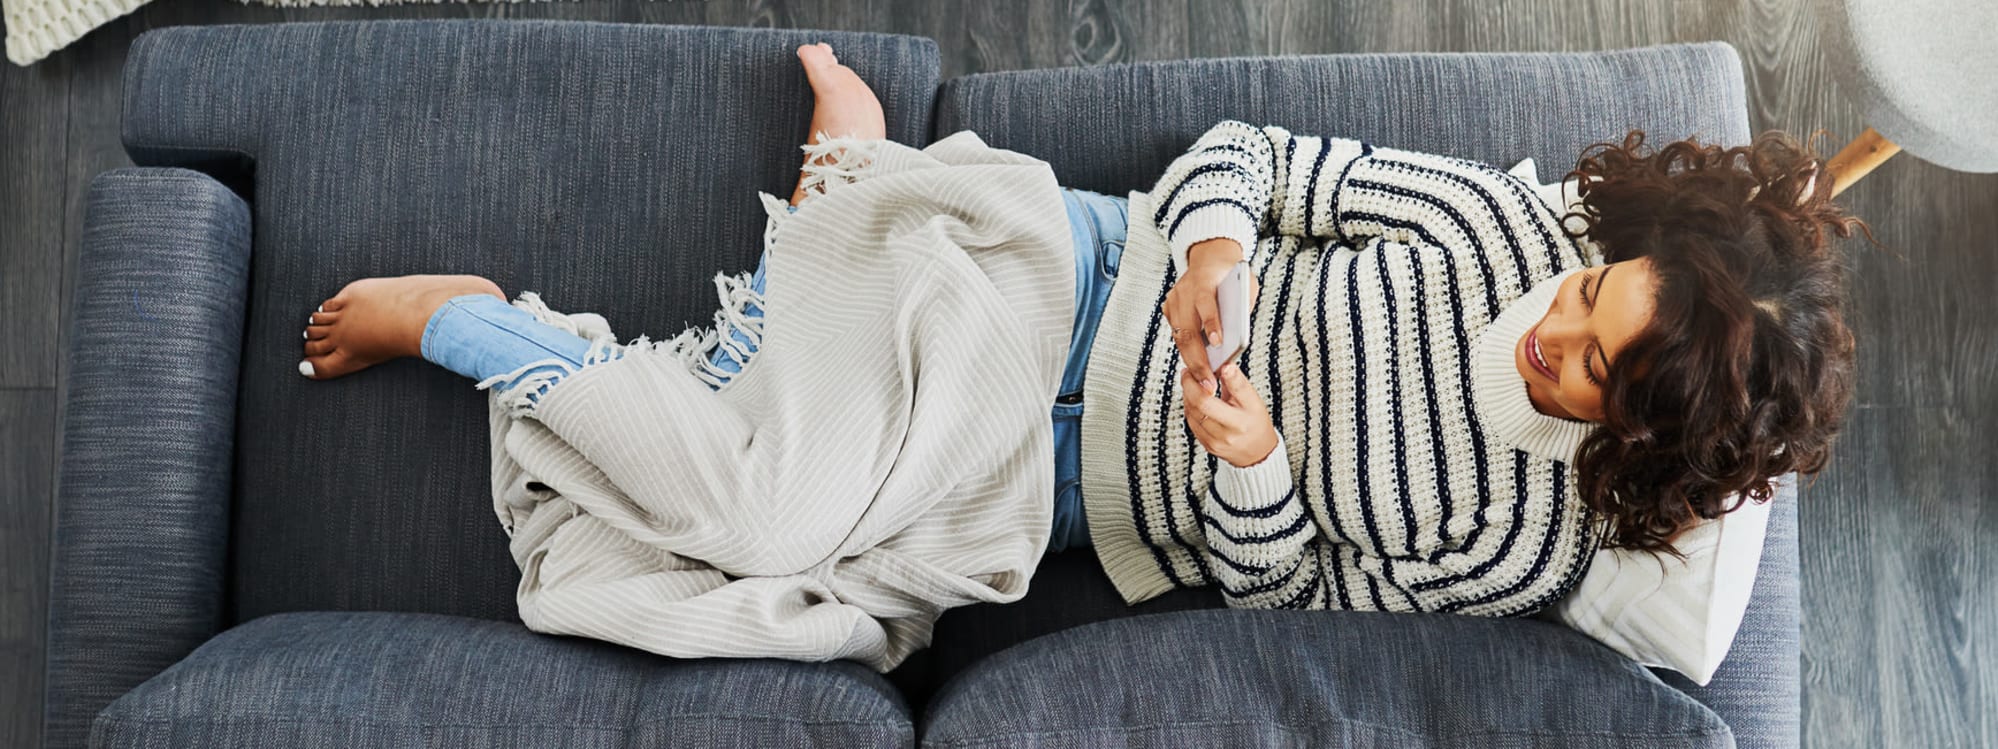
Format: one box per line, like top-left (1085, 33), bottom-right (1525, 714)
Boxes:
top-left (1522, 375), bottom-right (1579, 422)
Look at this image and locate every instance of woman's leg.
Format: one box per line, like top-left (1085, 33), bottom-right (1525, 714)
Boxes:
top-left (696, 205), bottom-right (789, 387)
top-left (698, 257), bottom-right (769, 386)
top-left (419, 293), bottom-right (595, 404)
top-left (304, 215), bottom-right (788, 400)
top-left (300, 274), bottom-right (602, 406)
top-left (299, 274), bottom-right (510, 380)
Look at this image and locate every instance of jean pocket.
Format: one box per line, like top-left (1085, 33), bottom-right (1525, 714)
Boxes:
top-left (1053, 390), bottom-right (1084, 456)
top-left (1054, 388), bottom-right (1084, 415)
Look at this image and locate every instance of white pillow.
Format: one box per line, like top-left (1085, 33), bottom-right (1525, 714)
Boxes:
top-left (1507, 157), bottom-right (1585, 215)
top-left (1509, 156), bottom-right (1772, 686)
top-left (1554, 496), bottom-right (1771, 686)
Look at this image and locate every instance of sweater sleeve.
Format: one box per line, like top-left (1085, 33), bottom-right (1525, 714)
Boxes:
top-left (1147, 119), bottom-right (1277, 278)
top-left (1148, 119), bottom-right (1579, 290)
top-left (1195, 431), bottom-right (1317, 591)
top-left (1196, 433), bottom-right (1585, 617)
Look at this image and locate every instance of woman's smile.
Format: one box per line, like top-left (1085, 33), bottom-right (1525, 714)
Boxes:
top-left (1524, 323), bottom-right (1558, 381)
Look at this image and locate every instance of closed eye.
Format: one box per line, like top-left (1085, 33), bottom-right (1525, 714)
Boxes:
top-left (1580, 270), bottom-right (1606, 386)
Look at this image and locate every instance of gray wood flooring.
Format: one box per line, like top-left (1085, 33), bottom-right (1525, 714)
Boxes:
top-left (4, 1), bottom-right (1994, 746)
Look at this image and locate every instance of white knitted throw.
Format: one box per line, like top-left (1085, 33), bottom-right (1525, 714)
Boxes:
top-left (5, 0), bottom-right (557, 65)
top-left (479, 130), bottom-right (1075, 672)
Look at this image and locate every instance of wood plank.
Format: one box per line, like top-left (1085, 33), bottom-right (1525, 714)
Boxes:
top-left (1815, 160), bottom-right (1998, 747)
top-left (0, 48), bottom-right (69, 389)
top-left (962, 0), bottom-right (1064, 73)
top-left (0, 389), bottom-right (58, 749)
top-left (1189, 0), bottom-right (1274, 56)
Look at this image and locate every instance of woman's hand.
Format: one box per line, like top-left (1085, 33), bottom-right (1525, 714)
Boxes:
top-left (1162, 238), bottom-right (1259, 392)
top-left (1181, 360), bottom-right (1280, 469)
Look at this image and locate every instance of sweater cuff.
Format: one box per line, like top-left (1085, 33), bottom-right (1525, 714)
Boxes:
top-left (1168, 203), bottom-right (1260, 278)
top-left (1215, 431), bottom-right (1293, 502)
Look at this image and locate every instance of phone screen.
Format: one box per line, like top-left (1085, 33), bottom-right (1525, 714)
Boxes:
top-left (1205, 338), bottom-right (1245, 396)
top-left (1212, 342), bottom-right (1245, 375)
top-left (1203, 261), bottom-right (1253, 396)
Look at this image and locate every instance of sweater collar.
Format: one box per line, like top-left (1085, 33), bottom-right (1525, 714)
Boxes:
top-left (1471, 267), bottom-right (1599, 464)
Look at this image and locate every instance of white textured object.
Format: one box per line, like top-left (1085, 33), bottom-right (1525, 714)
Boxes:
top-left (6, 0), bottom-right (147, 65)
top-left (1506, 157), bottom-right (1584, 216)
top-left (1553, 491), bottom-right (1771, 686)
top-left (1817, 0), bottom-right (1998, 172)
top-left (4, 0), bottom-right (554, 65)
top-left (478, 130), bottom-right (1076, 673)
top-left (1510, 156), bottom-right (1774, 686)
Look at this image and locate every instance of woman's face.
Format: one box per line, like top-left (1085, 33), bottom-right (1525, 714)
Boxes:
top-left (1515, 257), bottom-right (1658, 423)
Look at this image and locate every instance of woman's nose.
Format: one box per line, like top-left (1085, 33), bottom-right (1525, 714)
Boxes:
top-left (1537, 314), bottom-right (1582, 366)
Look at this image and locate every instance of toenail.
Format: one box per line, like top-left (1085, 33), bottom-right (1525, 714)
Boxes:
top-left (317, 304), bottom-right (323, 312)
top-left (298, 360), bottom-right (315, 377)
top-left (302, 329), bottom-right (308, 339)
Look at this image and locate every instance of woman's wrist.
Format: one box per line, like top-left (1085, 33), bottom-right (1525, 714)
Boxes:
top-left (1189, 238), bottom-right (1244, 267)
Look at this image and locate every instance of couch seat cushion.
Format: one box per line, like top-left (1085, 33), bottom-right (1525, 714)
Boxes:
top-left (91, 611), bottom-right (912, 748)
top-left (921, 608), bottom-right (1729, 748)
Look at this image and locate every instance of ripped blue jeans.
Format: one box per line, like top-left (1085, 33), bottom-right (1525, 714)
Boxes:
top-left (420, 187), bottom-right (1127, 553)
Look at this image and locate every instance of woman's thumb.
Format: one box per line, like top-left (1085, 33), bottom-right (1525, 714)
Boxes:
top-left (1221, 361), bottom-right (1257, 402)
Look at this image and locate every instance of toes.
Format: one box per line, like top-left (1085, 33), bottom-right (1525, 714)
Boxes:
top-left (304, 338), bottom-right (335, 357)
top-left (300, 349), bottom-right (350, 380)
top-left (321, 296), bottom-right (347, 312)
top-left (305, 322), bottom-right (331, 341)
top-left (797, 42), bottom-right (838, 71)
top-left (308, 310), bottom-right (340, 326)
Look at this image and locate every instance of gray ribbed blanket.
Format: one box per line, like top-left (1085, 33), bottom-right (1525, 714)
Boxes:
top-left (481, 130), bottom-right (1075, 672)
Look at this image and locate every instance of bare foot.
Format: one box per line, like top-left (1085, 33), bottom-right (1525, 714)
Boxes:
top-left (797, 42), bottom-right (886, 143)
top-left (792, 43), bottom-right (888, 205)
top-left (300, 274), bottom-right (505, 380)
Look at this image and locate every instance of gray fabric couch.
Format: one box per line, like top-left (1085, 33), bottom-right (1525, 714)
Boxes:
top-left (45, 20), bottom-right (1797, 748)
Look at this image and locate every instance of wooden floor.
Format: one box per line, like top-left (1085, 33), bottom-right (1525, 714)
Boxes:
top-left (4, 0), bottom-right (1993, 746)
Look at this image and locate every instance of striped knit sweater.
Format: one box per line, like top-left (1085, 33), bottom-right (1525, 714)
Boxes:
top-left (1079, 119), bottom-right (1608, 616)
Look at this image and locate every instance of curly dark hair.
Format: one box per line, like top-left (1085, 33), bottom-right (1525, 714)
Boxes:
top-left (1556, 128), bottom-right (1880, 558)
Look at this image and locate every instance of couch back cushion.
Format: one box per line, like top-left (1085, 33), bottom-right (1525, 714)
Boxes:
top-left (933, 41), bottom-right (1750, 196)
top-left (119, 19), bottom-right (941, 625)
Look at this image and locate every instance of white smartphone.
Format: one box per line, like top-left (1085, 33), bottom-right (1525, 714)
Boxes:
top-left (1203, 261), bottom-right (1252, 395)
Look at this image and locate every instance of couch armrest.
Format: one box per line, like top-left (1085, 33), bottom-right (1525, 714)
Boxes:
top-left (43, 167), bottom-right (251, 749)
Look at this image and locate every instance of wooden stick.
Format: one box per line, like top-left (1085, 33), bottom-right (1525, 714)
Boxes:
top-left (1825, 126), bottom-right (1901, 198)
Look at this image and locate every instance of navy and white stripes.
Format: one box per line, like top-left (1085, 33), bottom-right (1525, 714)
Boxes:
top-left (1079, 119), bottom-right (1606, 617)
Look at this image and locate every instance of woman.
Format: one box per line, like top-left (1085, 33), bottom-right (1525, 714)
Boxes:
top-left (297, 42), bottom-right (1872, 618)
